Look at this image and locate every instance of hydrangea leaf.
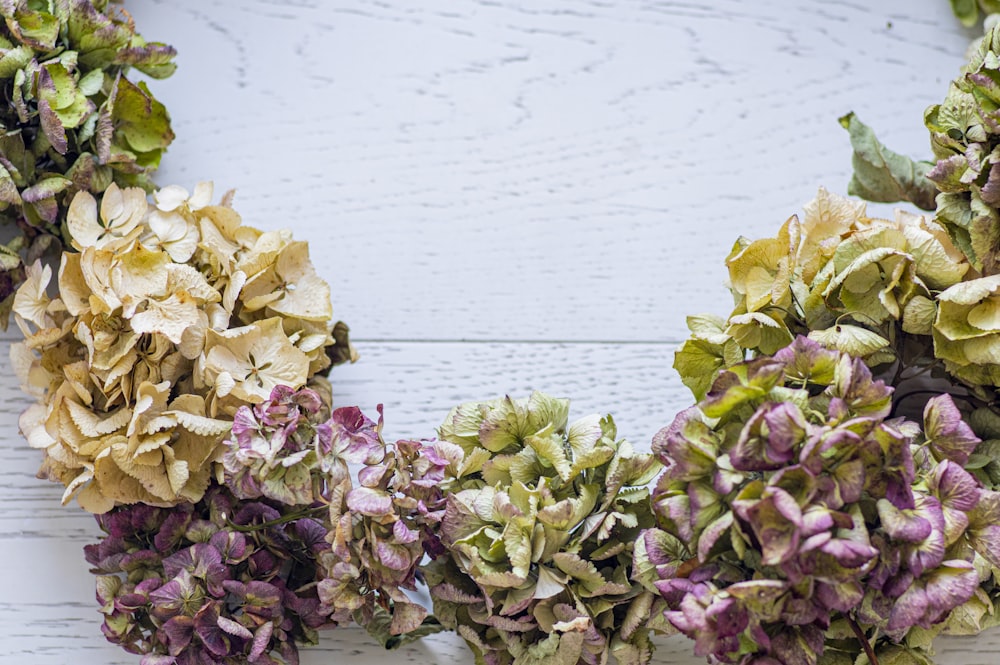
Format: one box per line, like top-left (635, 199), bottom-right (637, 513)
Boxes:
top-left (839, 113), bottom-right (936, 211)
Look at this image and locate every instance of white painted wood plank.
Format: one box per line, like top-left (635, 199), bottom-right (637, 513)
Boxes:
top-left (130, 0), bottom-right (973, 343)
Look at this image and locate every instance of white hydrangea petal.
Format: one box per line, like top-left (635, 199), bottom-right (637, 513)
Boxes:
top-left (66, 190), bottom-right (101, 249)
top-left (155, 184), bottom-right (189, 212)
top-left (190, 181), bottom-right (214, 210)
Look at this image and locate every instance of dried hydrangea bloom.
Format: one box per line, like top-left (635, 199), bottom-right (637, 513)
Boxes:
top-left (0, 0), bottom-right (176, 320)
top-left (308, 413), bottom-right (438, 639)
top-left (638, 337), bottom-right (992, 665)
top-left (676, 189), bottom-right (968, 400)
top-left (223, 385), bottom-right (386, 506)
top-left (425, 391), bottom-right (663, 665)
top-left (932, 274), bottom-right (1000, 386)
top-left (924, 23), bottom-right (1000, 274)
top-left (85, 483), bottom-right (328, 665)
top-left (12, 183), bottom-right (355, 512)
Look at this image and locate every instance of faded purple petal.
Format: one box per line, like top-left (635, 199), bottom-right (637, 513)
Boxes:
top-left (250, 622), bottom-right (273, 661)
top-left (697, 511), bottom-right (734, 562)
top-left (393, 519), bottom-right (419, 544)
top-left (194, 604), bottom-right (230, 657)
top-left (923, 560), bottom-right (979, 624)
top-left (159, 615), bottom-right (194, 657)
top-left (877, 499), bottom-right (932, 543)
top-left (924, 394), bottom-right (981, 465)
top-left (652, 407), bottom-right (718, 481)
top-left (931, 461), bottom-right (980, 512)
top-left (346, 486), bottom-right (394, 517)
top-left (329, 406), bottom-right (384, 464)
top-left (735, 486), bottom-right (802, 566)
top-left (887, 584), bottom-right (929, 633)
top-left (770, 624), bottom-right (824, 665)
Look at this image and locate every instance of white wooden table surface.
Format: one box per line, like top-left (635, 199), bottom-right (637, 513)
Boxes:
top-left (2, 0), bottom-right (994, 663)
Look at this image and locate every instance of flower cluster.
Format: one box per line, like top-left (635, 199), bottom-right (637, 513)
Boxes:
top-left (223, 384), bottom-right (340, 506)
top-left (319, 419), bottom-right (449, 645)
top-left (85, 483), bottom-right (328, 665)
top-left (0, 0), bottom-right (176, 318)
top-left (675, 188), bottom-right (970, 401)
top-left (12, 183), bottom-right (354, 512)
top-left (923, 24), bottom-right (1000, 275)
top-left (639, 337), bottom-right (995, 665)
top-left (219, 387), bottom-right (447, 646)
top-left (425, 392), bottom-right (663, 665)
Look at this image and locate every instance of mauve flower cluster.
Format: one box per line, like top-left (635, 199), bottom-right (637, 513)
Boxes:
top-left (635, 337), bottom-right (999, 665)
top-left (223, 389), bottom-right (451, 643)
top-left (222, 384), bottom-right (381, 506)
top-left (85, 484), bottom-right (328, 665)
top-left (319, 417), bottom-right (449, 645)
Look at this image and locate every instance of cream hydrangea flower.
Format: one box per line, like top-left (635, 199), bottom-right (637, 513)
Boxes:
top-left (66, 183), bottom-right (147, 251)
top-left (145, 182), bottom-right (213, 262)
top-left (203, 318), bottom-right (311, 411)
top-left (13, 183), bottom-right (355, 512)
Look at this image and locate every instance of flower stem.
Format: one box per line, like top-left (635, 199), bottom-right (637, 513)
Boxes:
top-left (847, 615), bottom-right (879, 665)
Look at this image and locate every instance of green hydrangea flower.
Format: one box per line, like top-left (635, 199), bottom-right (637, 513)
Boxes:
top-left (924, 23), bottom-right (1000, 273)
top-left (425, 391), bottom-right (664, 665)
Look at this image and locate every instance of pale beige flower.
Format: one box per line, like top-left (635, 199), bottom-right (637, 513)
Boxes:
top-left (13, 260), bottom-right (53, 329)
top-left (240, 240), bottom-right (333, 322)
top-left (145, 182), bottom-right (212, 262)
top-left (14, 183), bottom-right (352, 512)
top-left (66, 183), bottom-right (147, 251)
top-left (203, 317), bottom-right (311, 409)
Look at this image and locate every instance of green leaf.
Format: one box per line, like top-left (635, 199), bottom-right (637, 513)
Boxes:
top-left (839, 112), bottom-right (937, 211)
top-left (10, 7), bottom-right (60, 49)
top-left (0, 44), bottom-right (31, 78)
top-left (951, 0), bottom-right (980, 27)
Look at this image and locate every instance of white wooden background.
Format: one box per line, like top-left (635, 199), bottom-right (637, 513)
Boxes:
top-left (1, 0), bottom-right (993, 663)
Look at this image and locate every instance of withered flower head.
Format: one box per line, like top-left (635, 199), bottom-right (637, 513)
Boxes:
top-left (13, 183), bottom-right (354, 512)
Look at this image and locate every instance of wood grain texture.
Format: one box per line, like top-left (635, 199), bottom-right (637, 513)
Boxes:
top-left (2, 0), bottom-right (996, 663)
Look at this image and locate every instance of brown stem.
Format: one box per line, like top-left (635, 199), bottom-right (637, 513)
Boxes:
top-left (847, 615), bottom-right (879, 665)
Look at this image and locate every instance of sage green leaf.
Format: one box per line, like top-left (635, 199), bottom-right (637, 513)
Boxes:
top-left (951, 0), bottom-right (980, 27)
top-left (839, 112), bottom-right (936, 211)
top-left (524, 426), bottom-right (572, 482)
top-left (9, 7), bottom-right (60, 49)
top-left (0, 44), bottom-right (31, 77)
